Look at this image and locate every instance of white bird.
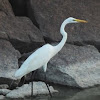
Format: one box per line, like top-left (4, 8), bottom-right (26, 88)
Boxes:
top-left (14, 17), bottom-right (87, 97)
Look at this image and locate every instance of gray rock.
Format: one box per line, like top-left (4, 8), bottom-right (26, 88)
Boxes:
top-left (0, 84), bottom-right (9, 89)
top-left (0, 89), bottom-right (11, 95)
top-left (0, 16), bottom-right (44, 53)
top-left (0, 95), bottom-right (5, 100)
top-left (0, 40), bottom-right (20, 85)
top-left (36, 44), bottom-right (100, 88)
top-left (27, 0), bottom-right (100, 47)
top-left (0, 0), bottom-right (14, 17)
top-left (6, 81), bottom-right (58, 99)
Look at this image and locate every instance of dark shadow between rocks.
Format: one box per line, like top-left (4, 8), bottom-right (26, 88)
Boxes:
top-left (9, 0), bottom-right (27, 16)
top-left (43, 36), bottom-right (58, 44)
top-left (9, 39), bottom-right (44, 54)
top-left (9, 0), bottom-right (39, 29)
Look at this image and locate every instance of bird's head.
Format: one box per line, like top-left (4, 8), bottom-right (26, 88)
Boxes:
top-left (60, 17), bottom-right (87, 35)
top-left (66, 17), bottom-right (87, 23)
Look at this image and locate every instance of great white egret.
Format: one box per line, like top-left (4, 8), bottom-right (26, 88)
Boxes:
top-left (14, 17), bottom-right (87, 97)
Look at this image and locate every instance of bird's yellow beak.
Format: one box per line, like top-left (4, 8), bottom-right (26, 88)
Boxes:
top-left (75, 19), bottom-right (88, 23)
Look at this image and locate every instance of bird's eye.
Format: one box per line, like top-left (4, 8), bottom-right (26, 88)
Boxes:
top-left (73, 19), bottom-right (76, 21)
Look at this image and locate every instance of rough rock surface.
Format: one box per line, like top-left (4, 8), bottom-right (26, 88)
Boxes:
top-left (0, 0), bottom-right (14, 17)
top-left (0, 84), bottom-right (9, 89)
top-left (28, 0), bottom-right (100, 46)
top-left (6, 82), bottom-right (58, 99)
top-left (0, 1), bottom-right (44, 53)
top-left (0, 95), bottom-right (5, 100)
top-left (0, 17), bottom-right (44, 43)
top-left (0, 89), bottom-right (11, 95)
top-left (0, 15), bottom-right (44, 53)
top-left (36, 44), bottom-right (100, 88)
top-left (0, 40), bottom-right (20, 85)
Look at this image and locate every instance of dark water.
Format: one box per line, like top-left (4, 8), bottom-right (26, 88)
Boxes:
top-left (5, 85), bottom-right (100, 100)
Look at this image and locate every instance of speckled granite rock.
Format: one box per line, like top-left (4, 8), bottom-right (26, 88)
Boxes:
top-left (0, 40), bottom-right (20, 85)
top-left (6, 81), bottom-right (58, 99)
top-left (0, 95), bottom-right (5, 100)
top-left (0, 89), bottom-right (11, 95)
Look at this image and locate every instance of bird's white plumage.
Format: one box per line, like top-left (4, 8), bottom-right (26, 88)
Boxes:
top-left (15, 44), bottom-right (54, 79)
top-left (15, 17), bottom-right (87, 80)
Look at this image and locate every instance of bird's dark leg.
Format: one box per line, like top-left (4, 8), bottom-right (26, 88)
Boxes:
top-left (44, 73), bottom-right (52, 97)
top-left (31, 71), bottom-right (34, 98)
top-left (18, 76), bottom-right (25, 87)
top-left (31, 70), bottom-right (37, 98)
top-left (22, 76), bottom-right (25, 86)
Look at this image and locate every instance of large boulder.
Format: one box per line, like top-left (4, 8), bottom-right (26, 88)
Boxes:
top-left (0, 0), bottom-right (14, 17)
top-left (36, 44), bottom-right (100, 88)
top-left (0, 15), bottom-right (44, 53)
top-left (27, 0), bottom-right (100, 47)
top-left (6, 82), bottom-right (58, 99)
top-left (0, 0), bottom-right (45, 53)
top-left (0, 40), bottom-right (20, 85)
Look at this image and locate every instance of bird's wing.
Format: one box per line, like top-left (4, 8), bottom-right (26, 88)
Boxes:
top-left (16, 44), bottom-right (54, 77)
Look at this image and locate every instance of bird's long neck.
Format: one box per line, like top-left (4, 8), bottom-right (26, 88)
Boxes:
top-left (54, 20), bottom-right (68, 54)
